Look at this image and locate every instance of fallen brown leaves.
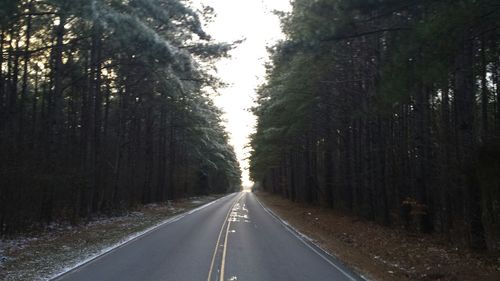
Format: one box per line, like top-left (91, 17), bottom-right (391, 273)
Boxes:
top-left (256, 192), bottom-right (500, 281)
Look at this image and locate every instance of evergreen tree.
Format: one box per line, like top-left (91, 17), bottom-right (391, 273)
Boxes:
top-left (250, 0), bottom-right (500, 250)
top-left (0, 0), bottom-right (241, 234)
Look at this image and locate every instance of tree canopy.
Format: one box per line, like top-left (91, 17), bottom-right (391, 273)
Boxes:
top-left (0, 0), bottom-right (241, 234)
top-left (250, 0), bottom-right (500, 250)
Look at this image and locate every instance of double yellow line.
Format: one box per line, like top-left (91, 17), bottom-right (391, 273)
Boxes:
top-left (207, 193), bottom-right (243, 281)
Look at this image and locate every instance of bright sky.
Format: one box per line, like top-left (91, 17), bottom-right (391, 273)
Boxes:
top-left (194, 0), bottom-right (291, 187)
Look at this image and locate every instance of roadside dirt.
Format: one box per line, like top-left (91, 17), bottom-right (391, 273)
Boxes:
top-left (256, 192), bottom-right (500, 281)
top-left (0, 195), bottom-right (222, 281)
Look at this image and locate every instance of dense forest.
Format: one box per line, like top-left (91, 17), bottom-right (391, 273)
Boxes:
top-left (0, 0), bottom-right (241, 235)
top-left (250, 0), bottom-right (500, 251)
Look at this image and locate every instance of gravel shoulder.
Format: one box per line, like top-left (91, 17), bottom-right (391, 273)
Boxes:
top-left (256, 192), bottom-right (500, 281)
top-left (0, 195), bottom-right (223, 281)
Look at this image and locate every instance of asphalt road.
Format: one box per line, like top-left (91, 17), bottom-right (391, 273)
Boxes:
top-left (54, 192), bottom-right (363, 281)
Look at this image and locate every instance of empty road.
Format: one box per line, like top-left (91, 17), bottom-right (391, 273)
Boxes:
top-left (54, 192), bottom-right (362, 281)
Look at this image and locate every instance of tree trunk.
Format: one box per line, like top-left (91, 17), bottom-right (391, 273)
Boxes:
top-left (455, 35), bottom-right (487, 249)
top-left (50, 13), bottom-right (66, 156)
top-left (19, 7), bottom-right (32, 147)
top-left (480, 37), bottom-right (489, 139)
top-left (0, 30), bottom-right (5, 129)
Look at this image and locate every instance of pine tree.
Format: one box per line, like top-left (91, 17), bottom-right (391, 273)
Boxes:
top-left (250, 0), bottom-right (500, 250)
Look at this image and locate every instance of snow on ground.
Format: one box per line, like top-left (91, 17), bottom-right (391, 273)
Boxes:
top-left (0, 195), bottom-right (221, 281)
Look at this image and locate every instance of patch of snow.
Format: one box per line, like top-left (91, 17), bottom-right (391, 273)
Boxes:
top-left (48, 213), bottom-right (183, 280)
top-left (48, 194), bottom-right (228, 280)
top-left (167, 207), bottom-right (184, 213)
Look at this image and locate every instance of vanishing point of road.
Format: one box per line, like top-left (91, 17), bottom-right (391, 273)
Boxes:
top-left (54, 192), bottom-right (363, 281)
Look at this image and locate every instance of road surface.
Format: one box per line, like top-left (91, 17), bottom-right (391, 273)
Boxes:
top-left (54, 192), bottom-right (363, 281)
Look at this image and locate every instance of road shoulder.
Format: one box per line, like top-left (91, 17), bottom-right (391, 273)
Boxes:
top-left (253, 193), bottom-right (365, 281)
top-left (0, 195), bottom-right (225, 281)
top-left (255, 192), bottom-right (500, 281)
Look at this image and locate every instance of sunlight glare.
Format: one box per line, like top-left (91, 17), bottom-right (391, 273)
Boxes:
top-left (194, 0), bottom-right (292, 187)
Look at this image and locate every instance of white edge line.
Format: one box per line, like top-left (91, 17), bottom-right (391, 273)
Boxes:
top-left (254, 195), bottom-right (371, 281)
top-left (49, 193), bottom-right (234, 281)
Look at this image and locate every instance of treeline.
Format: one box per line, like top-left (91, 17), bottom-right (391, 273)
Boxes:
top-left (250, 0), bottom-right (500, 250)
top-left (0, 0), bottom-right (241, 234)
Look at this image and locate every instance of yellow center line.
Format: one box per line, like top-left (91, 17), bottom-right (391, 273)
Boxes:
top-left (219, 210), bottom-right (232, 281)
top-left (207, 193), bottom-right (242, 281)
top-left (221, 193), bottom-right (245, 281)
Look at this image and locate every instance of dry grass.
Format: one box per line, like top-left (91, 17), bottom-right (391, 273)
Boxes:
top-left (256, 192), bottom-right (500, 281)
